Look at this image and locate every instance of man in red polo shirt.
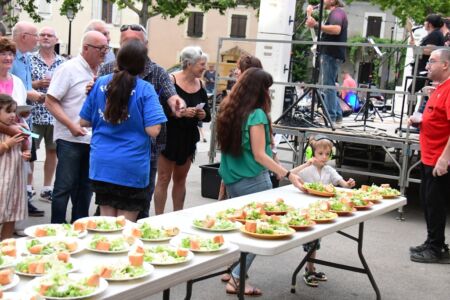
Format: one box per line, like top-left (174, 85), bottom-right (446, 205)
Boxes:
top-left (409, 48), bottom-right (450, 263)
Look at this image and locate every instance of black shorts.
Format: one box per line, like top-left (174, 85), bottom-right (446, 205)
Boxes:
top-left (92, 180), bottom-right (150, 212)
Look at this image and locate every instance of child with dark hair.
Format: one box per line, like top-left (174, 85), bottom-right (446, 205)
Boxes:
top-left (291, 134), bottom-right (355, 287)
top-left (0, 94), bottom-right (30, 239)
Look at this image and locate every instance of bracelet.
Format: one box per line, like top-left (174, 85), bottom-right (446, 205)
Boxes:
top-left (2, 142), bottom-right (10, 151)
top-left (285, 171), bottom-right (291, 179)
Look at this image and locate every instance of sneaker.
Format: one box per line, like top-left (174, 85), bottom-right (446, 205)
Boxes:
top-left (409, 242), bottom-right (428, 253)
top-left (39, 190), bottom-right (53, 203)
top-left (410, 246), bottom-right (450, 264)
top-left (27, 191), bottom-right (34, 202)
top-left (303, 271), bottom-right (319, 287)
top-left (28, 202), bottom-right (45, 217)
top-left (14, 229), bottom-right (26, 237)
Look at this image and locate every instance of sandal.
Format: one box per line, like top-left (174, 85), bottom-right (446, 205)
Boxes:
top-left (303, 271), bottom-right (319, 287)
top-left (305, 267), bottom-right (327, 281)
top-left (226, 281), bottom-right (262, 296)
top-left (221, 272), bottom-right (249, 282)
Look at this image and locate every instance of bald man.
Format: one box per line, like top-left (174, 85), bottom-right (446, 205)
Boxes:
top-left (31, 26), bottom-right (66, 204)
top-left (45, 31), bottom-right (109, 224)
top-left (85, 19), bottom-right (115, 64)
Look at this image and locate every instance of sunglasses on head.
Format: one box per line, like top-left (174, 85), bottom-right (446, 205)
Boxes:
top-left (120, 24), bottom-right (147, 34)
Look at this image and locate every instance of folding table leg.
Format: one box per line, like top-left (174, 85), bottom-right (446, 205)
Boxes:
top-left (238, 252), bottom-right (248, 300)
top-left (357, 223), bottom-right (381, 300)
top-left (163, 288), bottom-right (170, 300)
top-left (290, 240), bottom-right (318, 293)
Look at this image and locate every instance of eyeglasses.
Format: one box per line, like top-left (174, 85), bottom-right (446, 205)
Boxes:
top-left (120, 24), bottom-right (147, 34)
top-left (23, 32), bottom-right (38, 38)
top-left (39, 33), bottom-right (55, 38)
top-left (426, 59), bottom-right (443, 65)
top-left (86, 44), bottom-right (111, 53)
top-left (0, 51), bottom-right (15, 57)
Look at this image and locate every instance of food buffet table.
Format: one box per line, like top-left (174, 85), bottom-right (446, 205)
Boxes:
top-left (4, 185), bottom-right (405, 300)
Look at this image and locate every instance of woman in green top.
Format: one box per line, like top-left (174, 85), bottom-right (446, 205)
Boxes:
top-left (216, 67), bottom-right (303, 296)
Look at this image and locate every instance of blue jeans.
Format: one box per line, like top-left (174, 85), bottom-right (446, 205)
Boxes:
top-left (320, 54), bottom-right (343, 122)
top-left (51, 140), bottom-right (92, 224)
top-left (225, 171), bottom-right (272, 279)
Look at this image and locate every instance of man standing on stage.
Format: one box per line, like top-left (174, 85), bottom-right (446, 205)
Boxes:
top-left (409, 48), bottom-right (450, 264)
top-left (306, 0), bottom-right (347, 126)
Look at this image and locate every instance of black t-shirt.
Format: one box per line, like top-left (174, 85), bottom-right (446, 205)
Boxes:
top-left (321, 7), bottom-right (348, 61)
top-left (417, 29), bottom-right (445, 73)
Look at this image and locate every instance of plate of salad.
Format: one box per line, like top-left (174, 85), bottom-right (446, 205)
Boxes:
top-left (86, 234), bottom-right (130, 253)
top-left (76, 216), bottom-right (126, 232)
top-left (192, 216), bottom-right (241, 232)
top-left (239, 220), bottom-right (295, 239)
top-left (15, 254), bottom-right (78, 277)
top-left (170, 234), bottom-right (227, 253)
top-left (0, 269), bottom-right (19, 291)
top-left (328, 199), bottom-right (356, 216)
top-left (262, 199), bottom-right (293, 215)
top-left (0, 292), bottom-right (44, 300)
top-left (28, 273), bottom-right (108, 300)
top-left (143, 245), bottom-right (194, 265)
top-left (303, 182), bottom-right (336, 197)
top-left (24, 224), bottom-right (87, 239)
top-left (351, 199), bottom-right (374, 210)
top-left (25, 237), bottom-right (83, 255)
top-left (284, 210), bottom-right (316, 230)
top-left (131, 222), bottom-right (179, 242)
top-left (0, 254), bottom-right (16, 269)
top-left (94, 261), bottom-right (153, 281)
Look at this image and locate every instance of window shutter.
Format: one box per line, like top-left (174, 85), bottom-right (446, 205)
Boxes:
top-left (194, 13), bottom-right (204, 37)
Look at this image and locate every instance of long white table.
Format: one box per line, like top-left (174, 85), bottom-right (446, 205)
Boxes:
top-left (9, 185), bottom-right (405, 299)
top-left (168, 185), bottom-right (406, 300)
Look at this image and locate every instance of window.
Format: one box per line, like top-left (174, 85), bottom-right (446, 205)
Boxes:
top-left (366, 16), bottom-right (382, 38)
top-left (230, 14), bottom-right (247, 38)
top-left (187, 12), bottom-right (204, 37)
top-left (38, 0), bottom-right (52, 16)
top-left (102, 0), bottom-right (113, 24)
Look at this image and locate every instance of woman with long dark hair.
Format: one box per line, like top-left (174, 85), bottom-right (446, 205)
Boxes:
top-left (79, 40), bottom-right (166, 221)
top-left (217, 67), bottom-right (303, 296)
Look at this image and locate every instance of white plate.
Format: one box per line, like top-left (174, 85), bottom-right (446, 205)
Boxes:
top-left (102, 262), bottom-right (154, 281)
top-left (85, 237), bottom-right (130, 254)
top-left (123, 224), bottom-right (176, 242)
top-left (0, 255), bottom-right (16, 269)
top-left (24, 224), bottom-right (87, 239)
top-left (27, 273), bottom-right (108, 300)
top-left (143, 246), bottom-right (194, 265)
top-left (1, 292), bottom-right (44, 300)
top-left (0, 274), bottom-right (20, 291)
top-left (192, 221), bottom-right (241, 232)
top-left (77, 216), bottom-right (126, 232)
top-left (25, 237), bottom-right (84, 255)
top-left (15, 257), bottom-right (79, 277)
top-left (170, 235), bottom-right (228, 253)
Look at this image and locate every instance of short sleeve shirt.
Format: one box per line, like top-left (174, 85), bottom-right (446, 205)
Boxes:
top-left (47, 55), bottom-right (94, 144)
top-left (297, 165), bottom-right (343, 186)
top-left (420, 78), bottom-right (450, 166)
top-left (321, 7), bottom-right (348, 61)
top-left (219, 109), bottom-right (272, 185)
top-left (417, 29), bottom-right (444, 73)
top-left (11, 50), bottom-right (32, 91)
top-left (79, 74), bottom-right (167, 188)
top-left (30, 51), bottom-right (66, 125)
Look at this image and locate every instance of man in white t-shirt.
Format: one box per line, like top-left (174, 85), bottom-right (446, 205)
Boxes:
top-left (45, 31), bottom-right (108, 223)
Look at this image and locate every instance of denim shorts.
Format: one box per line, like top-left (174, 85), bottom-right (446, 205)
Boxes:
top-left (226, 170), bottom-right (272, 198)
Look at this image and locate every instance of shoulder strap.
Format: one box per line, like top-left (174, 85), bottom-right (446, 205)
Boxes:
top-left (171, 74), bottom-right (177, 84)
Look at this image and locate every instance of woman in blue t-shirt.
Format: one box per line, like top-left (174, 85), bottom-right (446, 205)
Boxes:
top-left (216, 68), bottom-right (303, 296)
top-left (79, 40), bottom-right (167, 221)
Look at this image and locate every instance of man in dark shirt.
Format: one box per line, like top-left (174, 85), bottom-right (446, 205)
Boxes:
top-left (306, 0), bottom-right (348, 125)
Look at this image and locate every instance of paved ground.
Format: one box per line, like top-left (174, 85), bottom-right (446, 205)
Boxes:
top-left (24, 124), bottom-right (450, 300)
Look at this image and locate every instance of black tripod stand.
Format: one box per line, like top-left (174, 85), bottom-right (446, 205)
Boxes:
top-left (274, 0), bottom-right (334, 130)
top-left (349, 77), bottom-right (385, 131)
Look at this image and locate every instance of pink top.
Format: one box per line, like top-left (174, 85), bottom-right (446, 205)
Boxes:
top-left (341, 77), bottom-right (357, 100)
top-left (0, 78), bottom-right (13, 95)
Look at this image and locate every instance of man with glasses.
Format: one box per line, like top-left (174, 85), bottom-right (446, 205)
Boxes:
top-left (45, 31), bottom-right (108, 224)
top-left (10, 21), bottom-right (45, 217)
top-left (409, 49), bottom-right (450, 264)
top-left (97, 24), bottom-right (186, 219)
top-left (30, 26), bottom-right (66, 204)
top-left (85, 20), bottom-right (115, 64)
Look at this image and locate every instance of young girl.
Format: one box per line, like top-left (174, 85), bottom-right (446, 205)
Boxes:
top-left (291, 134), bottom-right (355, 287)
top-left (0, 94), bottom-right (30, 240)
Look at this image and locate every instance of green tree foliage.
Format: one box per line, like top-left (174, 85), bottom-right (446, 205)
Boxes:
top-left (347, 0), bottom-right (450, 25)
